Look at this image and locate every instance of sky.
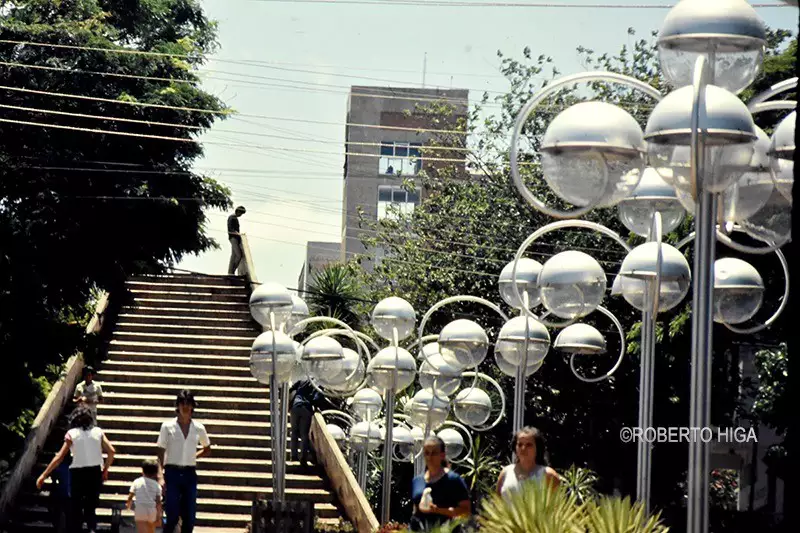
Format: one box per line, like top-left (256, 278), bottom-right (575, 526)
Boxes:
top-left (176, 0), bottom-right (796, 290)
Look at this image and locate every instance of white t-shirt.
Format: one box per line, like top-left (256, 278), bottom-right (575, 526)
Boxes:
top-left (75, 381), bottom-right (104, 406)
top-left (499, 464), bottom-right (547, 497)
top-left (65, 427), bottom-right (104, 469)
top-left (129, 476), bottom-right (161, 509)
top-left (156, 418), bottom-right (210, 467)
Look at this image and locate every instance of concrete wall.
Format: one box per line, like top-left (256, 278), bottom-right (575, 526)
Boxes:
top-left (342, 86), bottom-right (468, 270)
top-left (299, 241), bottom-right (341, 291)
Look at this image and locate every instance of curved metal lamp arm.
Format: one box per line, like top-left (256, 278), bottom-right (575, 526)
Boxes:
top-left (320, 409), bottom-right (357, 429)
top-left (509, 71), bottom-right (662, 219)
top-left (438, 420), bottom-right (475, 465)
top-left (563, 306), bottom-right (627, 383)
top-left (748, 77), bottom-right (799, 109)
top-left (512, 220), bottom-right (631, 327)
top-left (751, 100), bottom-right (797, 114)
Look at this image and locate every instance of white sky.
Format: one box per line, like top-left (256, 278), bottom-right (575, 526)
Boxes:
top-left (176, 0), bottom-right (796, 289)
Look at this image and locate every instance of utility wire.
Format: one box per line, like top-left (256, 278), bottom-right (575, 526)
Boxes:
top-left (244, 0), bottom-right (787, 7)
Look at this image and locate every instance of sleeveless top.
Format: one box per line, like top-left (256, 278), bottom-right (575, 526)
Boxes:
top-left (66, 427), bottom-right (104, 469)
top-left (499, 463), bottom-right (547, 497)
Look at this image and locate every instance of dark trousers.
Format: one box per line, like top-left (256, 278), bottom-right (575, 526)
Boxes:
top-left (164, 466), bottom-right (198, 533)
top-left (69, 466), bottom-right (101, 533)
top-left (228, 237), bottom-right (243, 275)
top-left (290, 405), bottom-right (313, 462)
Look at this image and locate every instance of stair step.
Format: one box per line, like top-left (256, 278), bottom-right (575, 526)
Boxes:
top-left (107, 454), bottom-right (320, 474)
top-left (129, 274), bottom-right (246, 287)
top-left (103, 392), bottom-right (268, 410)
top-left (106, 351), bottom-right (250, 366)
top-left (109, 340), bottom-right (250, 356)
top-left (101, 441), bottom-right (273, 460)
top-left (102, 360), bottom-right (253, 378)
top-left (118, 313), bottom-right (256, 328)
top-left (101, 381), bottom-right (268, 399)
top-left (81, 479), bottom-right (334, 502)
top-left (113, 331), bottom-right (256, 348)
top-left (99, 369), bottom-right (263, 388)
top-left (121, 306), bottom-right (251, 319)
top-left (97, 416), bottom-right (279, 436)
top-left (125, 298), bottom-right (250, 311)
top-left (104, 466), bottom-right (324, 489)
top-left (98, 403), bottom-right (271, 422)
top-left (117, 322), bottom-right (257, 337)
top-left (129, 290), bottom-right (248, 303)
top-left (126, 281), bottom-right (249, 294)
top-left (15, 505), bottom-right (253, 529)
top-left (102, 429), bottom-right (286, 448)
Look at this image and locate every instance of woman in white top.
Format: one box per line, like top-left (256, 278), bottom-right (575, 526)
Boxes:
top-left (37, 405), bottom-right (116, 533)
top-left (496, 426), bottom-right (560, 497)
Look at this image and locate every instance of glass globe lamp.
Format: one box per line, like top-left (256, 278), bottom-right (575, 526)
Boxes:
top-left (541, 101), bottom-right (646, 207)
top-left (739, 188), bottom-right (792, 245)
top-left (324, 347), bottom-right (365, 392)
top-left (539, 251), bottom-right (607, 319)
top-left (326, 423), bottom-right (347, 449)
top-left (437, 427), bottom-right (465, 460)
top-left (371, 297), bottom-right (416, 341)
top-left (645, 85), bottom-right (757, 195)
top-left (657, 0), bottom-right (767, 94)
top-left (408, 389), bottom-right (450, 430)
top-left (249, 282), bottom-right (293, 328)
top-left (367, 346), bottom-right (417, 394)
top-left (498, 258), bottom-right (543, 309)
top-left (494, 351), bottom-right (543, 378)
top-left (418, 352), bottom-right (463, 396)
top-left (453, 387), bottom-right (492, 427)
top-left (770, 111), bottom-right (795, 204)
top-left (617, 167), bottom-right (686, 237)
top-left (250, 330), bottom-right (297, 384)
top-left (350, 421), bottom-right (383, 453)
top-left (392, 426), bottom-right (415, 461)
top-left (495, 316), bottom-right (551, 367)
top-left (285, 294), bottom-right (310, 333)
top-left (617, 242), bottom-right (692, 313)
top-left (553, 324), bottom-right (607, 355)
top-left (351, 388), bottom-right (383, 421)
top-left (713, 257), bottom-right (764, 324)
top-left (438, 319), bottom-right (489, 370)
top-left (301, 336), bottom-right (345, 384)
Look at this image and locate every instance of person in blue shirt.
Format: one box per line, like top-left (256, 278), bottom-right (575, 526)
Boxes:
top-left (409, 435), bottom-right (471, 532)
top-left (289, 379), bottom-right (322, 467)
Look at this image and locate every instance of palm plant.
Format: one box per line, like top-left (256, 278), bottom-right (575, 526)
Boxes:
top-left (584, 496), bottom-right (669, 533)
top-left (460, 435), bottom-right (502, 503)
top-left (306, 263), bottom-right (366, 327)
top-left (560, 464), bottom-right (599, 505)
top-left (479, 481), bottom-right (585, 533)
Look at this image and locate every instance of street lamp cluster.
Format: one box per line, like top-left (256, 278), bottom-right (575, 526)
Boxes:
top-left (507, 1), bottom-right (794, 532)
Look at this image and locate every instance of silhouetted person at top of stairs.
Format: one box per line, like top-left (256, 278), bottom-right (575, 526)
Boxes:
top-left (227, 206), bottom-right (246, 275)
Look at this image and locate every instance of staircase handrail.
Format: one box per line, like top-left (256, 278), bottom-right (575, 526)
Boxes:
top-left (309, 412), bottom-right (379, 533)
top-left (0, 292), bottom-right (111, 524)
top-left (239, 233), bottom-right (259, 290)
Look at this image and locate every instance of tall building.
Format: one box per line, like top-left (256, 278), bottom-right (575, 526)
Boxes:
top-left (298, 241), bottom-right (340, 292)
top-left (341, 86), bottom-right (469, 270)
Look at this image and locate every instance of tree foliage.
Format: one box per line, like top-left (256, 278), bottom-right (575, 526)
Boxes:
top-left (0, 0), bottom-right (231, 461)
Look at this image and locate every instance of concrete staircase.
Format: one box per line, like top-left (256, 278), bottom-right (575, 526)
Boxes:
top-left (9, 273), bottom-right (346, 532)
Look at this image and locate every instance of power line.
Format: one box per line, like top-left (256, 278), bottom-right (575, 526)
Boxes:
top-left (245, 0), bottom-right (787, 7)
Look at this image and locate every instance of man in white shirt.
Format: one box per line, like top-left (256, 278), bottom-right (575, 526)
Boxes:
top-left (156, 390), bottom-right (211, 533)
top-left (74, 366), bottom-right (104, 423)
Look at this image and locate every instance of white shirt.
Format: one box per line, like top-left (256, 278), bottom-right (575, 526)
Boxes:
top-left (66, 427), bottom-right (104, 469)
top-left (129, 476), bottom-right (161, 509)
top-left (157, 418), bottom-right (210, 467)
top-left (75, 381), bottom-right (104, 407)
top-left (499, 464), bottom-right (546, 497)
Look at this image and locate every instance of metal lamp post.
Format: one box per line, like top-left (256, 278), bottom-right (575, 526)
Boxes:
top-left (505, 1), bottom-right (795, 530)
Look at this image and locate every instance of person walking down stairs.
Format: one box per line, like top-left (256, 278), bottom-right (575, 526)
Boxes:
top-left (74, 366), bottom-right (104, 424)
top-left (157, 390), bottom-right (212, 533)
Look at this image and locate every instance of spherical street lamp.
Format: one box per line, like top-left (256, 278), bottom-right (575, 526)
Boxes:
top-left (553, 323), bottom-right (607, 355)
top-left (250, 330), bottom-right (297, 383)
top-left (657, 0), bottom-right (766, 94)
top-left (438, 319), bottom-right (489, 370)
top-left (437, 427), bottom-right (466, 460)
top-left (617, 167), bottom-right (686, 237)
top-left (645, 84), bottom-right (757, 195)
top-left (499, 258), bottom-right (542, 309)
top-left (286, 294), bottom-right (310, 333)
top-left (418, 350), bottom-right (463, 396)
top-left (494, 351), bottom-right (543, 378)
top-left (249, 282), bottom-right (294, 328)
top-left (351, 388), bottom-right (383, 421)
top-left (367, 347), bottom-right (417, 394)
top-left (301, 335), bottom-right (345, 384)
top-left (538, 250), bottom-right (607, 319)
top-left (327, 423), bottom-right (347, 449)
top-left (618, 242), bottom-right (692, 313)
top-left (350, 421), bottom-right (383, 453)
top-left (453, 387), bottom-right (492, 427)
top-left (371, 297), bottom-right (416, 341)
top-left (495, 316), bottom-right (551, 367)
top-left (713, 257), bottom-right (765, 324)
top-left (408, 389), bottom-right (450, 430)
top-left (540, 101), bottom-right (646, 208)
top-left (323, 347), bottom-right (366, 392)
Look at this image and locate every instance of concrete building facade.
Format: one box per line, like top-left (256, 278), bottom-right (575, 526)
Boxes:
top-left (341, 86), bottom-right (469, 270)
top-left (298, 241), bottom-right (341, 292)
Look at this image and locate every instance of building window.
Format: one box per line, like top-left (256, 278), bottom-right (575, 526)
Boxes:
top-left (379, 142), bottom-right (422, 176)
top-left (377, 185), bottom-right (420, 220)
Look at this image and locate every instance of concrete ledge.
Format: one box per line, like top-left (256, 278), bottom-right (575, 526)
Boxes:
top-left (309, 412), bottom-right (379, 533)
top-left (239, 234), bottom-right (259, 291)
top-left (0, 293), bottom-right (110, 524)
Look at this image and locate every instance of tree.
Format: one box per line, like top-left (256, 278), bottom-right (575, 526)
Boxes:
top-left (0, 0), bottom-right (231, 462)
top-left (360, 28), bottom-right (795, 523)
top-left (306, 263), bottom-right (368, 328)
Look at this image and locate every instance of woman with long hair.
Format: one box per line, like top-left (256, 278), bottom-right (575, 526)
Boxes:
top-left (409, 435), bottom-right (471, 532)
top-left (37, 405), bottom-right (116, 533)
top-left (496, 426), bottom-right (560, 496)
